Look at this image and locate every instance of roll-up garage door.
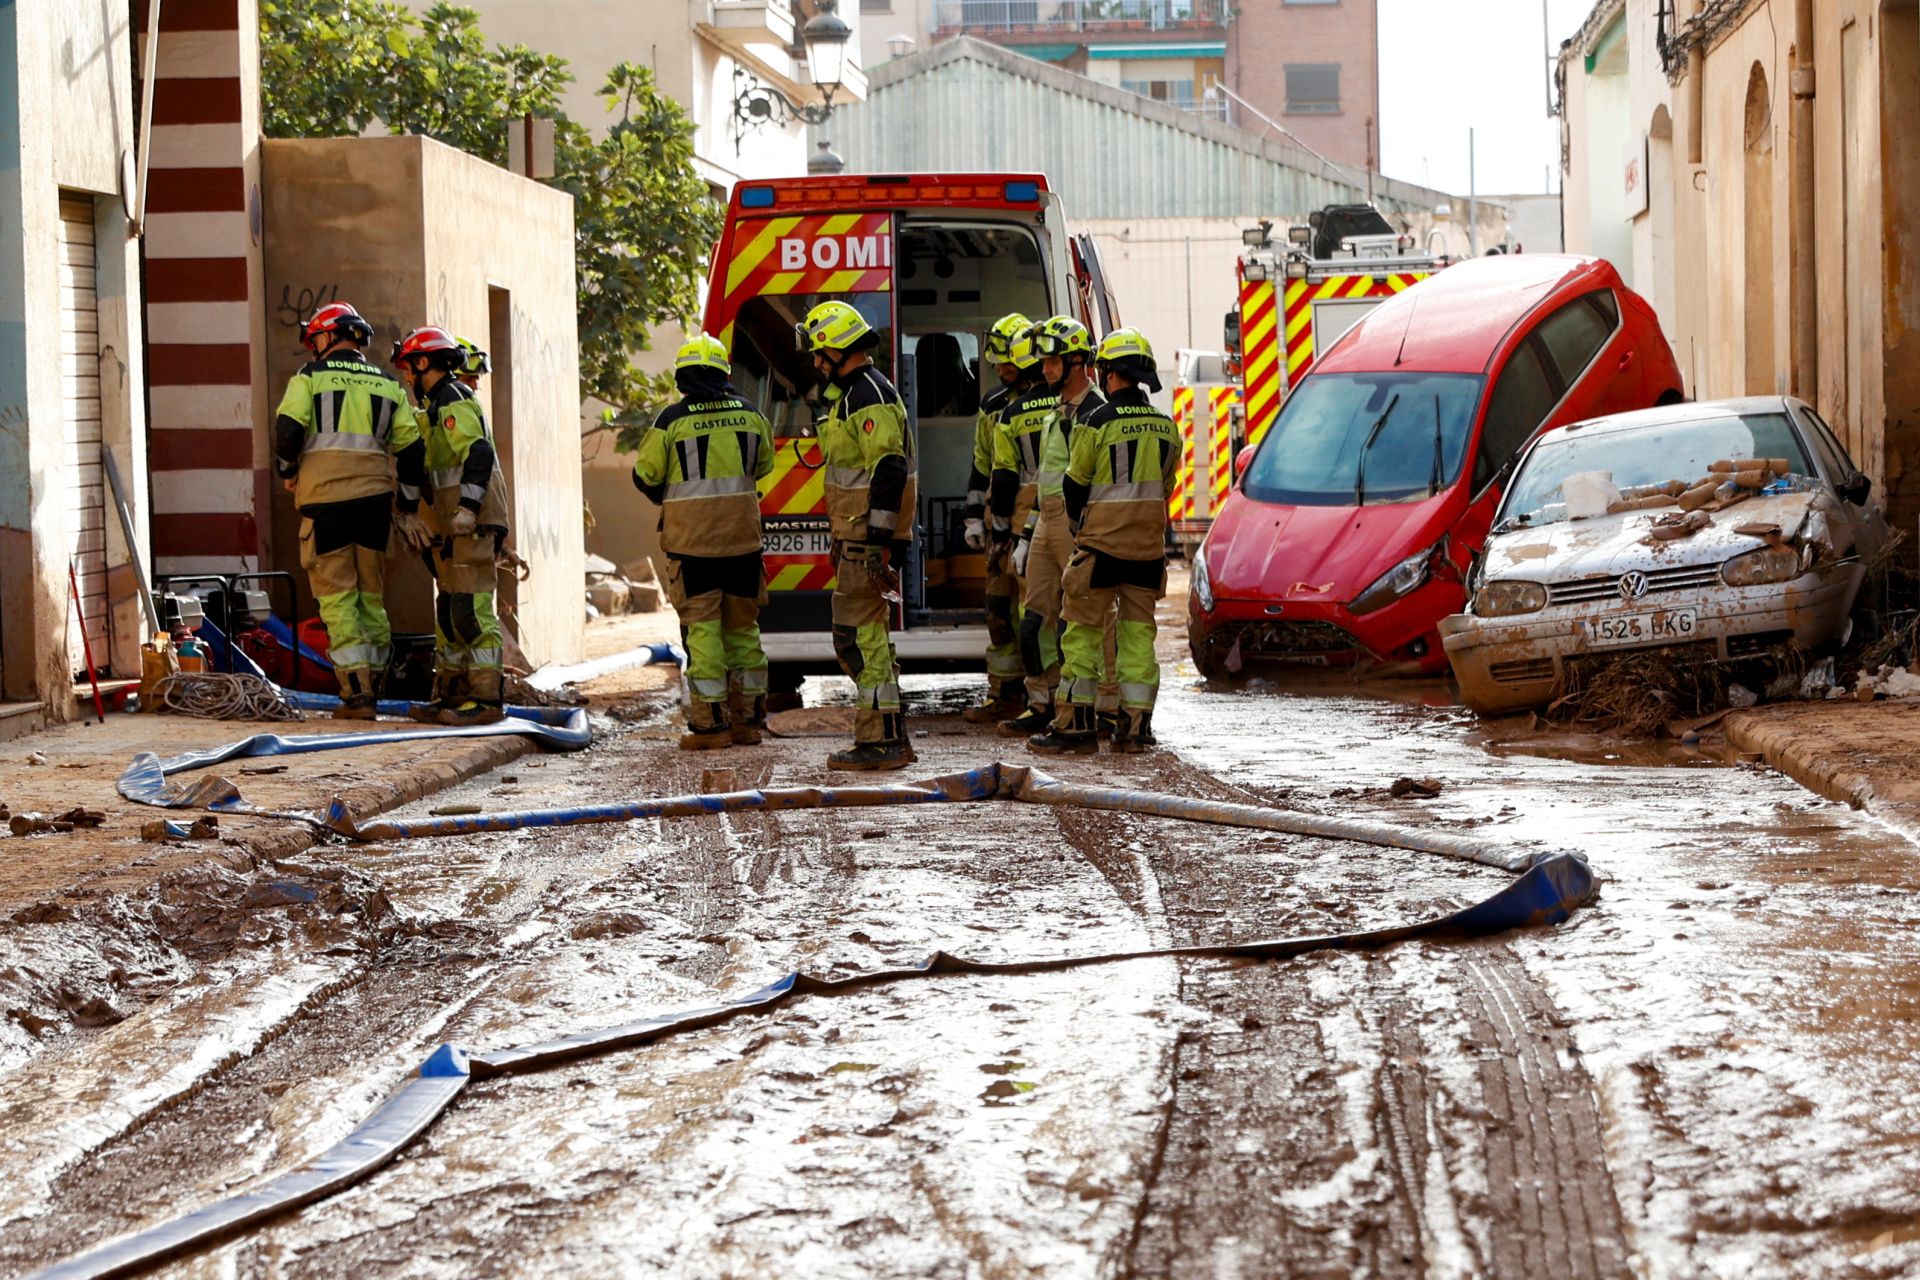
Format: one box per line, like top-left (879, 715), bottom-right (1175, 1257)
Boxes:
top-left (58, 194), bottom-right (108, 676)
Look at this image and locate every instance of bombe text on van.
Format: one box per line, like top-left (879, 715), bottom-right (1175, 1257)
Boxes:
top-left (780, 233), bottom-right (893, 273)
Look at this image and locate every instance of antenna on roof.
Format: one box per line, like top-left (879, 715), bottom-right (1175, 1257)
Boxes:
top-left (1394, 293), bottom-right (1419, 368)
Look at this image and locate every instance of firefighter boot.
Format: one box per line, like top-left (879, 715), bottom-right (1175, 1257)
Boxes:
top-left (681, 700), bottom-right (732, 751)
top-left (962, 680), bottom-right (1025, 725)
top-left (827, 711), bottom-right (915, 771)
top-left (728, 691), bottom-right (767, 746)
top-left (410, 670), bottom-right (465, 724)
top-left (438, 668), bottom-right (505, 726)
top-left (332, 668), bottom-right (378, 721)
top-left (1118, 710), bottom-right (1157, 755)
top-left (997, 702), bottom-right (1055, 737)
top-left (1029, 704), bottom-right (1099, 755)
top-left (1096, 711), bottom-right (1123, 741)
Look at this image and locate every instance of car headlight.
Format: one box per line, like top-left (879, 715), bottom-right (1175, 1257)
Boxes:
top-left (1721, 544), bottom-right (1803, 587)
top-left (1192, 546), bottom-right (1215, 612)
top-left (1350, 545), bottom-right (1435, 616)
top-left (1473, 579), bottom-right (1548, 617)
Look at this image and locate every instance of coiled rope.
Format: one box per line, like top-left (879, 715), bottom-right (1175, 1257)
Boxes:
top-left (151, 673), bottom-right (303, 722)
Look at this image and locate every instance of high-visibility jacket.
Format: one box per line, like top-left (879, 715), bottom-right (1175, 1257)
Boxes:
top-left (965, 382), bottom-right (1017, 525)
top-left (988, 388), bottom-right (1060, 541)
top-left (273, 350), bottom-right (418, 509)
top-left (821, 363), bottom-right (915, 545)
top-left (1029, 384), bottom-right (1106, 533)
top-left (415, 377), bottom-right (509, 532)
top-left (1064, 387), bottom-right (1178, 561)
top-left (632, 386), bottom-right (775, 558)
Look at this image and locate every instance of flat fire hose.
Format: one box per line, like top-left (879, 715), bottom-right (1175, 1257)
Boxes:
top-left (42, 764), bottom-right (1596, 1280)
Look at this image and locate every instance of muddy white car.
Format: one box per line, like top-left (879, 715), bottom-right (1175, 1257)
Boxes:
top-left (1441, 397), bottom-right (1889, 716)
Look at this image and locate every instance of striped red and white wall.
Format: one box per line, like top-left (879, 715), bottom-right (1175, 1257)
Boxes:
top-left (137, 0), bottom-right (267, 580)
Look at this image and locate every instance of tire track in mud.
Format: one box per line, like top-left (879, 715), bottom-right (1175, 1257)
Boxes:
top-left (1116, 755), bottom-right (1627, 1279)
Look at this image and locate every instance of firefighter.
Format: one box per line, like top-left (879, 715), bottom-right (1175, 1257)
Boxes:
top-left (392, 326), bottom-right (511, 726)
top-left (273, 301), bottom-right (422, 719)
top-left (456, 337), bottom-right (490, 389)
top-left (632, 335), bottom-right (776, 750)
top-left (960, 311), bottom-right (1032, 723)
top-left (1030, 327), bottom-right (1178, 755)
top-left (988, 324), bottom-right (1061, 737)
top-left (1016, 315), bottom-right (1124, 739)
top-left (799, 300), bottom-right (917, 771)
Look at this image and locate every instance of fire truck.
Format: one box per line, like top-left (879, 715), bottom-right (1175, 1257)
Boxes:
top-left (1229, 204), bottom-right (1447, 454)
top-left (1167, 348), bottom-right (1241, 555)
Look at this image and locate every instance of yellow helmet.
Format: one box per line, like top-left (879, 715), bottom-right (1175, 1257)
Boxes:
top-left (983, 312), bottom-right (1032, 365)
top-left (797, 300), bottom-right (873, 353)
top-left (1095, 326), bottom-right (1154, 365)
top-left (456, 337), bottom-right (491, 377)
top-left (675, 334), bottom-right (731, 375)
top-left (1007, 322), bottom-right (1043, 371)
top-left (1032, 314), bottom-right (1094, 359)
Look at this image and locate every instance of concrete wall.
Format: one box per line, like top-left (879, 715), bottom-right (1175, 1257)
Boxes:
top-left (262, 135), bottom-right (584, 667)
top-left (0, 0), bottom-right (148, 718)
top-left (1562, 0), bottom-right (1920, 541)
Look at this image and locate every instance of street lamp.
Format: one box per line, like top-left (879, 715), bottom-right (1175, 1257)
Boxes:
top-left (731, 0), bottom-right (855, 133)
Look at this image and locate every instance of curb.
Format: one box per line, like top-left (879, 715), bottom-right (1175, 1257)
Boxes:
top-left (1723, 709), bottom-right (1875, 811)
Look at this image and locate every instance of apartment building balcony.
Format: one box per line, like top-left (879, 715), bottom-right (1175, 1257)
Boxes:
top-left (931, 0), bottom-right (1230, 40)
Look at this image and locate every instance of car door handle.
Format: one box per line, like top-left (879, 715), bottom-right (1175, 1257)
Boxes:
top-left (1617, 350), bottom-right (1636, 371)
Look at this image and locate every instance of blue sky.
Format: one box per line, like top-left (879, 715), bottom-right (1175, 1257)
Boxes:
top-left (1378, 0), bottom-right (1596, 195)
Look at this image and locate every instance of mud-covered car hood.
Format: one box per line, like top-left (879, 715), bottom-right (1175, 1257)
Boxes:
top-left (1205, 491), bottom-right (1455, 602)
top-left (1482, 493), bottom-right (1822, 583)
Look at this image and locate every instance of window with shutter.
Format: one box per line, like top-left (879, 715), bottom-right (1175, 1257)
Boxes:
top-left (1284, 63), bottom-right (1341, 113)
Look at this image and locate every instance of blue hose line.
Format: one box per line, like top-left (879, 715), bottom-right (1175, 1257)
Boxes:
top-left (116, 708), bottom-right (592, 809)
top-left (24, 849), bottom-right (1593, 1280)
top-left (32, 1046), bottom-right (470, 1280)
top-left (329, 763), bottom-right (1008, 839)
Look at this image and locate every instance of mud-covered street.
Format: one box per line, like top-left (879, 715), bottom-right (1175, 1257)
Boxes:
top-left (5, 600), bottom-right (1920, 1280)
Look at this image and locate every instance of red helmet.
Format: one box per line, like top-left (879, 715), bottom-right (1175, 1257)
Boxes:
top-left (391, 325), bottom-right (462, 370)
top-left (301, 302), bottom-right (373, 353)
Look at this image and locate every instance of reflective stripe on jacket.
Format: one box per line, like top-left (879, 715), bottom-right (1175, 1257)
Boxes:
top-left (275, 351), bottom-right (416, 508)
top-left (633, 391), bottom-right (776, 558)
top-left (1065, 389), bottom-right (1177, 560)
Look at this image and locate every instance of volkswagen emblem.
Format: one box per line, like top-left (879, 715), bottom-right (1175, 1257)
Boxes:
top-left (1617, 571), bottom-right (1649, 601)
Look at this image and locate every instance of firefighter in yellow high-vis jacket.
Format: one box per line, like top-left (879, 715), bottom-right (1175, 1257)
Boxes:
top-left (633, 336), bottom-right (776, 749)
top-left (799, 300), bottom-right (918, 772)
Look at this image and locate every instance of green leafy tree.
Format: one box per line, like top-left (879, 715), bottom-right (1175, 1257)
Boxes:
top-left (260, 0), bottom-right (721, 448)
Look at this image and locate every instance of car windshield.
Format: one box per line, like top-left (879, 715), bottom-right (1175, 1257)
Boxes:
top-left (1496, 412), bottom-right (1816, 530)
top-left (1240, 372), bottom-right (1484, 507)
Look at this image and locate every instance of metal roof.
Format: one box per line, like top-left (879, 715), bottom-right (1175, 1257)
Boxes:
top-left (819, 37), bottom-right (1461, 222)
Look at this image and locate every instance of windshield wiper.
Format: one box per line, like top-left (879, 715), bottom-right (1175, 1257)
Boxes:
top-left (1427, 394), bottom-right (1444, 498)
top-left (1353, 393), bottom-right (1400, 507)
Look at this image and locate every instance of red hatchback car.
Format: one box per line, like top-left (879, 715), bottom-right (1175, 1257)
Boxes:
top-left (1189, 254), bottom-right (1684, 677)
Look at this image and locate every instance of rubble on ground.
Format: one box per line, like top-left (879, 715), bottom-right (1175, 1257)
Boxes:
top-left (584, 553), bottom-right (662, 618)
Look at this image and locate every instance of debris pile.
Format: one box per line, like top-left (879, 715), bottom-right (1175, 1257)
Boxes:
top-left (584, 553), bottom-right (662, 617)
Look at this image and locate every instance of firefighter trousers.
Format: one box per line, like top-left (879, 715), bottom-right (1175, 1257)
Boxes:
top-left (1059, 549), bottom-right (1164, 723)
top-left (664, 553), bottom-right (768, 732)
top-left (831, 543), bottom-right (903, 746)
top-left (983, 541), bottom-right (1023, 696)
top-left (299, 497), bottom-right (393, 700)
top-left (428, 530), bottom-right (503, 705)
top-left (1023, 512), bottom-right (1119, 713)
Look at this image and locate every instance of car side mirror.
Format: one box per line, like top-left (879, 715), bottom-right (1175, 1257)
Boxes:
top-left (1841, 472), bottom-right (1873, 505)
top-left (1234, 444), bottom-right (1257, 480)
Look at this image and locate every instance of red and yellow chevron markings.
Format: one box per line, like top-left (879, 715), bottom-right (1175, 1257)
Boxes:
top-left (1207, 386), bottom-right (1235, 510)
top-left (717, 212), bottom-right (894, 350)
top-left (1170, 385), bottom-right (1196, 519)
top-left (759, 438), bottom-right (836, 592)
top-left (1238, 277), bottom-right (1282, 448)
top-left (1280, 271), bottom-right (1430, 385)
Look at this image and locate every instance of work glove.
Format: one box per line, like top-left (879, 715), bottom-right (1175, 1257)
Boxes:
top-left (1011, 536), bottom-right (1032, 578)
top-left (963, 517), bottom-right (987, 551)
top-left (392, 510), bottom-right (434, 553)
top-left (449, 507), bottom-right (478, 538)
top-left (859, 542), bottom-right (902, 603)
